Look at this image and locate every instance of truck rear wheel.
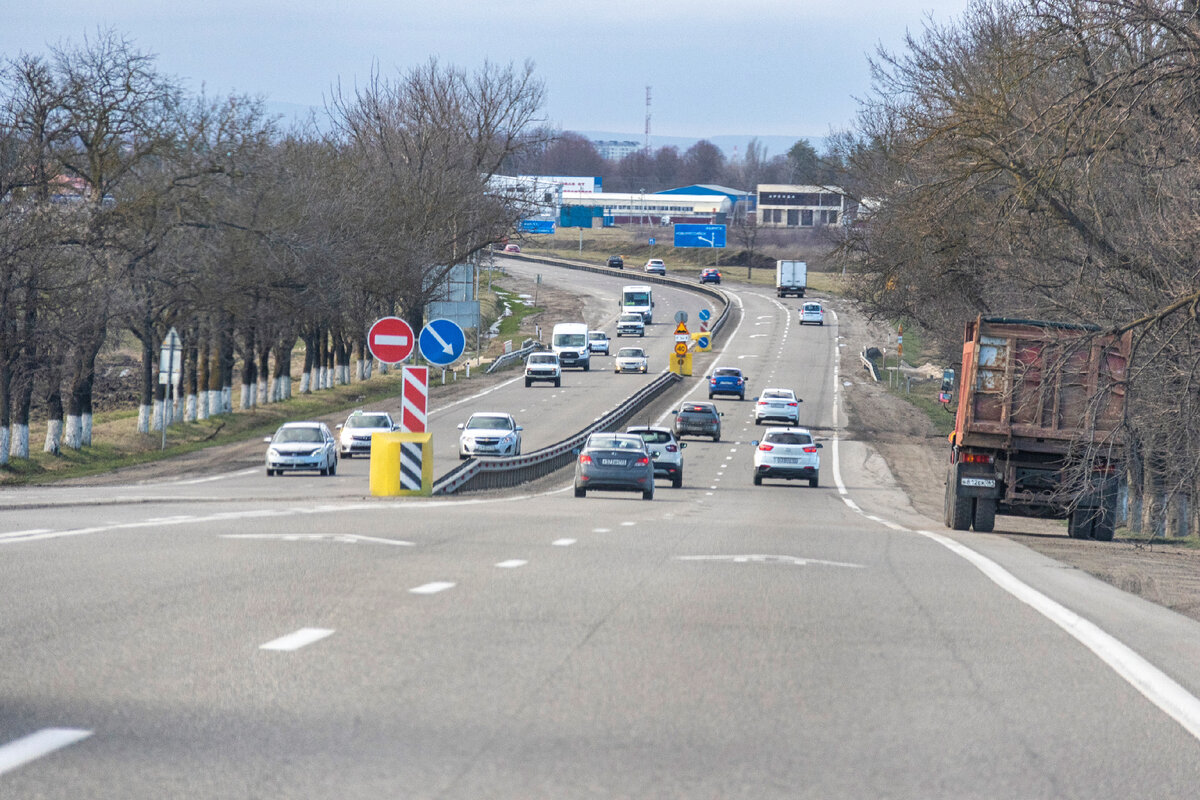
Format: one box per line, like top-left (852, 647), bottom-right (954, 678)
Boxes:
top-left (944, 469), bottom-right (972, 531)
top-left (1068, 508), bottom-right (1095, 539)
top-left (973, 498), bottom-right (996, 533)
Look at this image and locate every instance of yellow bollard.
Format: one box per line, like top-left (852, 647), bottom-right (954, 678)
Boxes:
top-left (369, 432), bottom-right (434, 496)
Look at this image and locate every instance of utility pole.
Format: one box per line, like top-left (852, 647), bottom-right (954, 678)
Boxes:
top-left (644, 86), bottom-right (652, 153)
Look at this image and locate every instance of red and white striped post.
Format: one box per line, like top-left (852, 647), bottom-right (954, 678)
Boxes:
top-left (400, 366), bottom-right (428, 432)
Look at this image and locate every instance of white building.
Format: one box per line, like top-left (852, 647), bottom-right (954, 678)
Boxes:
top-left (593, 140), bottom-right (641, 160)
top-left (756, 184), bottom-right (846, 228)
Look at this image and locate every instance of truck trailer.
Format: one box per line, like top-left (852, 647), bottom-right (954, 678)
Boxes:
top-left (775, 260), bottom-right (807, 298)
top-left (944, 316), bottom-right (1130, 540)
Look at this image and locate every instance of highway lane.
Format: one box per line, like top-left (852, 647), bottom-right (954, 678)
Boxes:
top-left (0, 258), bottom-right (723, 515)
top-left (4, 270), bottom-right (1200, 796)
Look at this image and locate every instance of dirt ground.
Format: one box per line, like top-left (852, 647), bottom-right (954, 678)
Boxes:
top-left (833, 303), bottom-right (1200, 624)
top-left (61, 267), bottom-right (1200, 624)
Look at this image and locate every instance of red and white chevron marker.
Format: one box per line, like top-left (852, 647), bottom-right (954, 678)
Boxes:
top-left (400, 366), bottom-right (428, 432)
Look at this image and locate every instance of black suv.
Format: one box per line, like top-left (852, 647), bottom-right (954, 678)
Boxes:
top-left (673, 402), bottom-right (723, 442)
top-left (607, 255), bottom-right (624, 269)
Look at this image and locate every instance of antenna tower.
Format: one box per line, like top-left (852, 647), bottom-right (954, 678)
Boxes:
top-left (644, 86), bottom-right (652, 152)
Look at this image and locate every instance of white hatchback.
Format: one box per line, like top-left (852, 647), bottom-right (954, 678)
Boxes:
top-left (754, 388), bottom-right (801, 426)
top-left (799, 301), bottom-right (825, 325)
top-left (458, 412), bottom-right (522, 459)
top-left (614, 347), bottom-right (648, 374)
top-left (752, 427), bottom-right (822, 487)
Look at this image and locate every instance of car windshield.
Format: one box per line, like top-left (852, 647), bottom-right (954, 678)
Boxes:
top-left (714, 368), bottom-right (741, 377)
top-left (553, 333), bottom-right (586, 347)
top-left (589, 332), bottom-right (606, 341)
top-left (275, 427), bottom-right (322, 443)
top-left (634, 430), bottom-right (672, 444)
top-left (468, 416), bottom-right (512, 430)
top-left (620, 314), bottom-right (642, 322)
top-left (623, 292), bottom-right (650, 306)
top-left (617, 348), bottom-right (643, 357)
top-left (766, 432), bottom-right (812, 445)
top-left (529, 355), bottom-right (556, 364)
top-left (346, 414), bottom-right (390, 428)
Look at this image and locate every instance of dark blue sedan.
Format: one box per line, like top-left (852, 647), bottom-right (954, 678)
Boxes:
top-left (708, 366), bottom-right (748, 400)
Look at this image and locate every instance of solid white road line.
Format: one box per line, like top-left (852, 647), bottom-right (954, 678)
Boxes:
top-left (552, 538), bottom-right (576, 546)
top-left (495, 559), bottom-right (528, 568)
top-left (0, 728), bottom-right (92, 776)
top-left (259, 628), bottom-right (334, 651)
top-left (409, 581), bottom-right (456, 594)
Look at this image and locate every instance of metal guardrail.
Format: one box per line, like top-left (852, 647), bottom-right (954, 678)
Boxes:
top-left (860, 348), bottom-right (881, 382)
top-left (485, 341), bottom-right (541, 374)
top-left (433, 371), bottom-right (682, 495)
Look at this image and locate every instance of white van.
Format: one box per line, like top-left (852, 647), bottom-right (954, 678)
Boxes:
top-left (620, 285), bottom-right (654, 324)
top-left (551, 322), bottom-right (591, 370)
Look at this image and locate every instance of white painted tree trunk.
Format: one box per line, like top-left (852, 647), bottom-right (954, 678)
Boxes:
top-left (10, 423), bottom-right (29, 458)
top-left (209, 389), bottom-right (223, 417)
top-left (364, 360), bottom-right (373, 380)
top-left (151, 399), bottom-right (164, 431)
top-left (81, 413), bottom-right (93, 446)
top-left (299, 372), bottom-right (310, 394)
top-left (186, 394), bottom-right (197, 422)
top-left (240, 384), bottom-right (252, 410)
top-left (64, 415), bottom-right (82, 449)
top-left (355, 359), bottom-right (365, 381)
top-left (283, 376), bottom-right (292, 399)
top-left (0, 427), bottom-right (8, 465)
top-left (43, 419), bottom-right (63, 453)
top-left (221, 386), bottom-right (232, 413)
top-left (258, 378), bottom-right (268, 405)
top-left (138, 404), bottom-right (151, 433)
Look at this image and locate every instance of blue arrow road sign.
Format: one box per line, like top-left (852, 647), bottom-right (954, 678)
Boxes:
top-left (419, 318), bottom-right (466, 366)
top-left (674, 224), bottom-right (726, 248)
top-left (698, 308), bottom-right (711, 322)
top-left (697, 335), bottom-right (710, 349)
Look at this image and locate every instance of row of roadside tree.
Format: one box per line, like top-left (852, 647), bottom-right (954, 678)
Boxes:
top-left (0, 31), bottom-right (549, 464)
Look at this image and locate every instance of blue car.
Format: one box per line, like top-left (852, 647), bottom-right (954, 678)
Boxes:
top-left (708, 366), bottom-right (748, 400)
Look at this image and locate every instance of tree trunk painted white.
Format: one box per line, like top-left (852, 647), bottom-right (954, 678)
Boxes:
top-left (0, 427), bottom-right (8, 465)
top-left (64, 415), bottom-right (82, 449)
top-left (299, 372), bottom-right (310, 394)
top-left (355, 359), bottom-right (365, 381)
top-left (283, 376), bottom-right (292, 399)
top-left (137, 404), bottom-right (151, 433)
top-left (10, 423), bottom-right (29, 458)
top-left (239, 384), bottom-right (252, 410)
top-left (151, 399), bottom-right (164, 431)
top-left (364, 360), bottom-right (373, 380)
top-left (208, 389), bottom-right (222, 417)
top-left (258, 378), bottom-right (268, 405)
top-left (186, 394), bottom-right (197, 422)
top-left (221, 386), bottom-right (233, 413)
top-left (43, 418), bottom-right (63, 454)
top-left (81, 413), bottom-right (93, 446)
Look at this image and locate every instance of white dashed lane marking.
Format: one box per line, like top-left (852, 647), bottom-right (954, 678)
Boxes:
top-left (0, 728), bottom-right (92, 776)
top-left (259, 628), bottom-right (334, 651)
top-left (410, 582), bottom-right (456, 595)
top-left (495, 559), bottom-right (527, 569)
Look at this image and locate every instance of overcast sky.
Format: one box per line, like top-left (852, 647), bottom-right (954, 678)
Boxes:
top-left (3, 0), bottom-right (973, 143)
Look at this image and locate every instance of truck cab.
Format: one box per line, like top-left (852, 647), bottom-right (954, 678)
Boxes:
top-left (620, 285), bottom-right (654, 324)
top-left (551, 322), bottom-right (591, 371)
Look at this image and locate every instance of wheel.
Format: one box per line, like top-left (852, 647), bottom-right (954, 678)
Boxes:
top-left (642, 488), bottom-right (654, 500)
top-left (753, 472), bottom-right (762, 486)
top-left (809, 475), bottom-right (819, 488)
top-left (319, 465), bottom-right (328, 476)
top-left (553, 377), bottom-right (561, 387)
top-left (639, 331), bottom-right (644, 337)
top-left (266, 468), bottom-right (275, 477)
top-left (708, 392), bottom-right (714, 399)
top-left (574, 486), bottom-right (585, 498)
top-left (459, 453), bottom-right (468, 460)
top-left (712, 433), bottom-right (720, 442)
top-left (672, 472), bottom-right (682, 488)
top-left (754, 418), bottom-right (761, 425)
top-left (525, 378), bottom-right (532, 387)
top-left (584, 362), bottom-right (590, 372)
top-left (944, 469), bottom-right (973, 531)
top-left (973, 498), bottom-right (996, 532)
top-left (341, 452), bottom-right (352, 459)
top-left (1068, 508), bottom-right (1095, 539)
top-left (738, 393), bottom-right (744, 401)
top-left (818, 321), bottom-right (824, 326)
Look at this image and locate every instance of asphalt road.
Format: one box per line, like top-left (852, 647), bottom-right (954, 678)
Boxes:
top-left (3, 264), bottom-right (1200, 798)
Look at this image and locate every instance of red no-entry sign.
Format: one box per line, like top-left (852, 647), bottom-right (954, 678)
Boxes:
top-left (367, 316), bottom-right (414, 364)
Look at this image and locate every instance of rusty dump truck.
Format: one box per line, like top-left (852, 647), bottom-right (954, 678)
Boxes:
top-left (944, 316), bottom-right (1131, 540)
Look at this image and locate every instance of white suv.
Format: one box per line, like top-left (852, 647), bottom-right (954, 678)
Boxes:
top-left (616, 312), bottom-right (645, 337)
top-left (752, 427), bottom-right (822, 487)
top-left (524, 352), bottom-right (561, 387)
top-left (627, 425), bottom-right (686, 487)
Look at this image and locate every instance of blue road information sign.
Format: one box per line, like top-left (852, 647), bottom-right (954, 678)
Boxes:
top-left (419, 318), bottom-right (467, 366)
top-left (697, 335), bottom-right (711, 349)
top-left (648, 237), bottom-right (656, 246)
top-left (698, 307), bottom-right (711, 322)
top-left (674, 224), bottom-right (726, 248)
top-left (520, 218), bottom-right (556, 234)
top-left (559, 206), bottom-right (594, 228)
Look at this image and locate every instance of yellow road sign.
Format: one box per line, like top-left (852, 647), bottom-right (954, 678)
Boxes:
top-left (674, 342), bottom-right (688, 356)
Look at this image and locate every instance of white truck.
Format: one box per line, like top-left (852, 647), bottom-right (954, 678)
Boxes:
top-left (551, 322), bottom-right (591, 370)
top-left (776, 260), bottom-right (808, 298)
top-left (620, 285), bottom-right (655, 324)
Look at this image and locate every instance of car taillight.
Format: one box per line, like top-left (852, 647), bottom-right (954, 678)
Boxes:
top-left (803, 446), bottom-right (817, 453)
top-left (579, 454), bottom-right (592, 464)
top-left (737, 378), bottom-right (744, 385)
top-left (635, 456), bottom-right (650, 466)
top-left (787, 402), bottom-right (797, 407)
top-left (709, 378), bottom-right (717, 384)
top-left (962, 453), bottom-right (993, 464)
top-left (758, 444), bottom-right (773, 451)
top-left (757, 400), bottom-right (767, 405)
top-left (666, 445), bottom-right (678, 452)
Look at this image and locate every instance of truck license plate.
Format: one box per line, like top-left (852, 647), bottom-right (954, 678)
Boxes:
top-left (961, 477), bottom-right (996, 488)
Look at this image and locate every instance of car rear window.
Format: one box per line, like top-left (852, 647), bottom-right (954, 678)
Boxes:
top-left (635, 431), bottom-right (672, 444)
top-left (765, 432), bottom-right (812, 445)
top-left (713, 368), bottom-right (740, 377)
